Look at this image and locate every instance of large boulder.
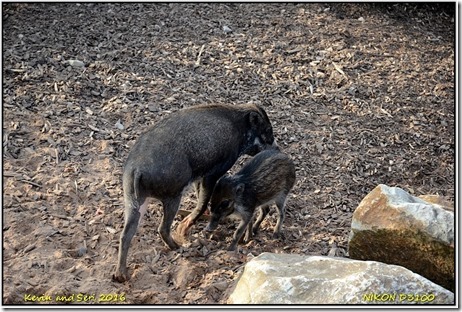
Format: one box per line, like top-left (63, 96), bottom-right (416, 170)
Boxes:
top-left (348, 184), bottom-right (454, 292)
top-left (227, 253), bottom-right (454, 304)
top-left (418, 194), bottom-right (454, 212)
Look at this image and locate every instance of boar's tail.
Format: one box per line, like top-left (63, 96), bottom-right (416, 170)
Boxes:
top-left (133, 170), bottom-right (142, 201)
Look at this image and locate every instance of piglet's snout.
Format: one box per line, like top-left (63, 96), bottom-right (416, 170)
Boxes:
top-left (205, 222), bottom-right (217, 232)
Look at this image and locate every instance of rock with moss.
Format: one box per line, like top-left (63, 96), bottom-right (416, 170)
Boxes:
top-left (227, 253), bottom-right (454, 304)
top-left (348, 184), bottom-right (454, 292)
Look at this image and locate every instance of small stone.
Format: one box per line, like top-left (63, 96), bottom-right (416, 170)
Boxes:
top-left (148, 104), bottom-right (159, 112)
top-left (115, 119), bottom-right (124, 130)
top-left (222, 25), bottom-right (232, 34)
top-left (77, 247), bottom-right (87, 257)
top-left (327, 247), bottom-right (337, 257)
top-left (211, 281), bottom-right (228, 292)
top-left (67, 59), bottom-right (85, 67)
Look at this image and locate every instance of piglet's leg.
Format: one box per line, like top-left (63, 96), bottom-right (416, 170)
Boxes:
top-left (228, 210), bottom-right (252, 251)
top-left (252, 204), bottom-right (270, 236)
top-left (273, 195), bottom-right (288, 239)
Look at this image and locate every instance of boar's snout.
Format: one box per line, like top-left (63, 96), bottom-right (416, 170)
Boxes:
top-left (267, 138), bottom-right (280, 151)
top-left (247, 135), bottom-right (275, 155)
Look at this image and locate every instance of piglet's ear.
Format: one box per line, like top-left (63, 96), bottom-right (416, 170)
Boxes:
top-left (235, 183), bottom-right (245, 196)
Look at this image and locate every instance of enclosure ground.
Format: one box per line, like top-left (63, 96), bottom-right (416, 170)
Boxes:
top-left (2, 3), bottom-right (454, 304)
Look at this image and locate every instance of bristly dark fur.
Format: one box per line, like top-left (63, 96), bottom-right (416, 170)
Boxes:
top-left (207, 149), bottom-right (296, 251)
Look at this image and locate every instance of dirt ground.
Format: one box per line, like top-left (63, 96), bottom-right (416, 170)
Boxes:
top-left (2, 3), bottom-right (455, 305)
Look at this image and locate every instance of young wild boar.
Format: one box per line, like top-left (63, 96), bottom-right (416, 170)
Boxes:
top-left (205, 149), bottom-right (296, 251)
top-left (113, 103), bottom-right (276, 282)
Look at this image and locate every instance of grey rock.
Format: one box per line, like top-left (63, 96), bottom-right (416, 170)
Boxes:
top-left (227, 253), bottom-right (454, 304)
top-left (348, 184), bottom-right (454, 292)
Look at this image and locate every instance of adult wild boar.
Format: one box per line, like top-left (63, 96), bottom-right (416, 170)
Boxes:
top-left (113, 103), bottom-right (275, 282)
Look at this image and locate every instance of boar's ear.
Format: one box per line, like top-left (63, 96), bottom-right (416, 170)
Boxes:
top-left (235, 183), bottom-right (245, 196)
top-left (248, 111), bottom-right (263, 129)
top-left (256, 105), bottom-right (270, 122)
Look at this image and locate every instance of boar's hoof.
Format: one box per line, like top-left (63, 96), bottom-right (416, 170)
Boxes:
top-left (272, 232), bottom-right (285, 240)
top-left (167, 242), bottom-right (181, 250)
top-left (176, 222), bottom-right (192, 237)
top-left (227, 245), bottom-right (237, 252)
top-left (163, 235), bottom-right (181, 250)
top-left (180, 216), bottom-right (194, 227)
top-left (112, 272), bottom-right (128, 283)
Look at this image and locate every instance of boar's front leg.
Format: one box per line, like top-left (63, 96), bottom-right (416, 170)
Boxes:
top-left (178, 175), bottom-right (220, 236)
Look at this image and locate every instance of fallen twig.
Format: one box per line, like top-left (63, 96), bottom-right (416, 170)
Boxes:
top-left (19, 179), bottom-right (42, 188)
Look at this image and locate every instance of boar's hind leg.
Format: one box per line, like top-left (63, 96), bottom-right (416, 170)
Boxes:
top-left (273, 195), bottom-right (287, 239)
top-left (113, 196), bottom-right (146, 282)
top-left (252, 204), bottom-right (270, 236)
top-left (179, 175), bottom-right (220, 234)
top-left (159, 195), bottom-right (182, 250)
